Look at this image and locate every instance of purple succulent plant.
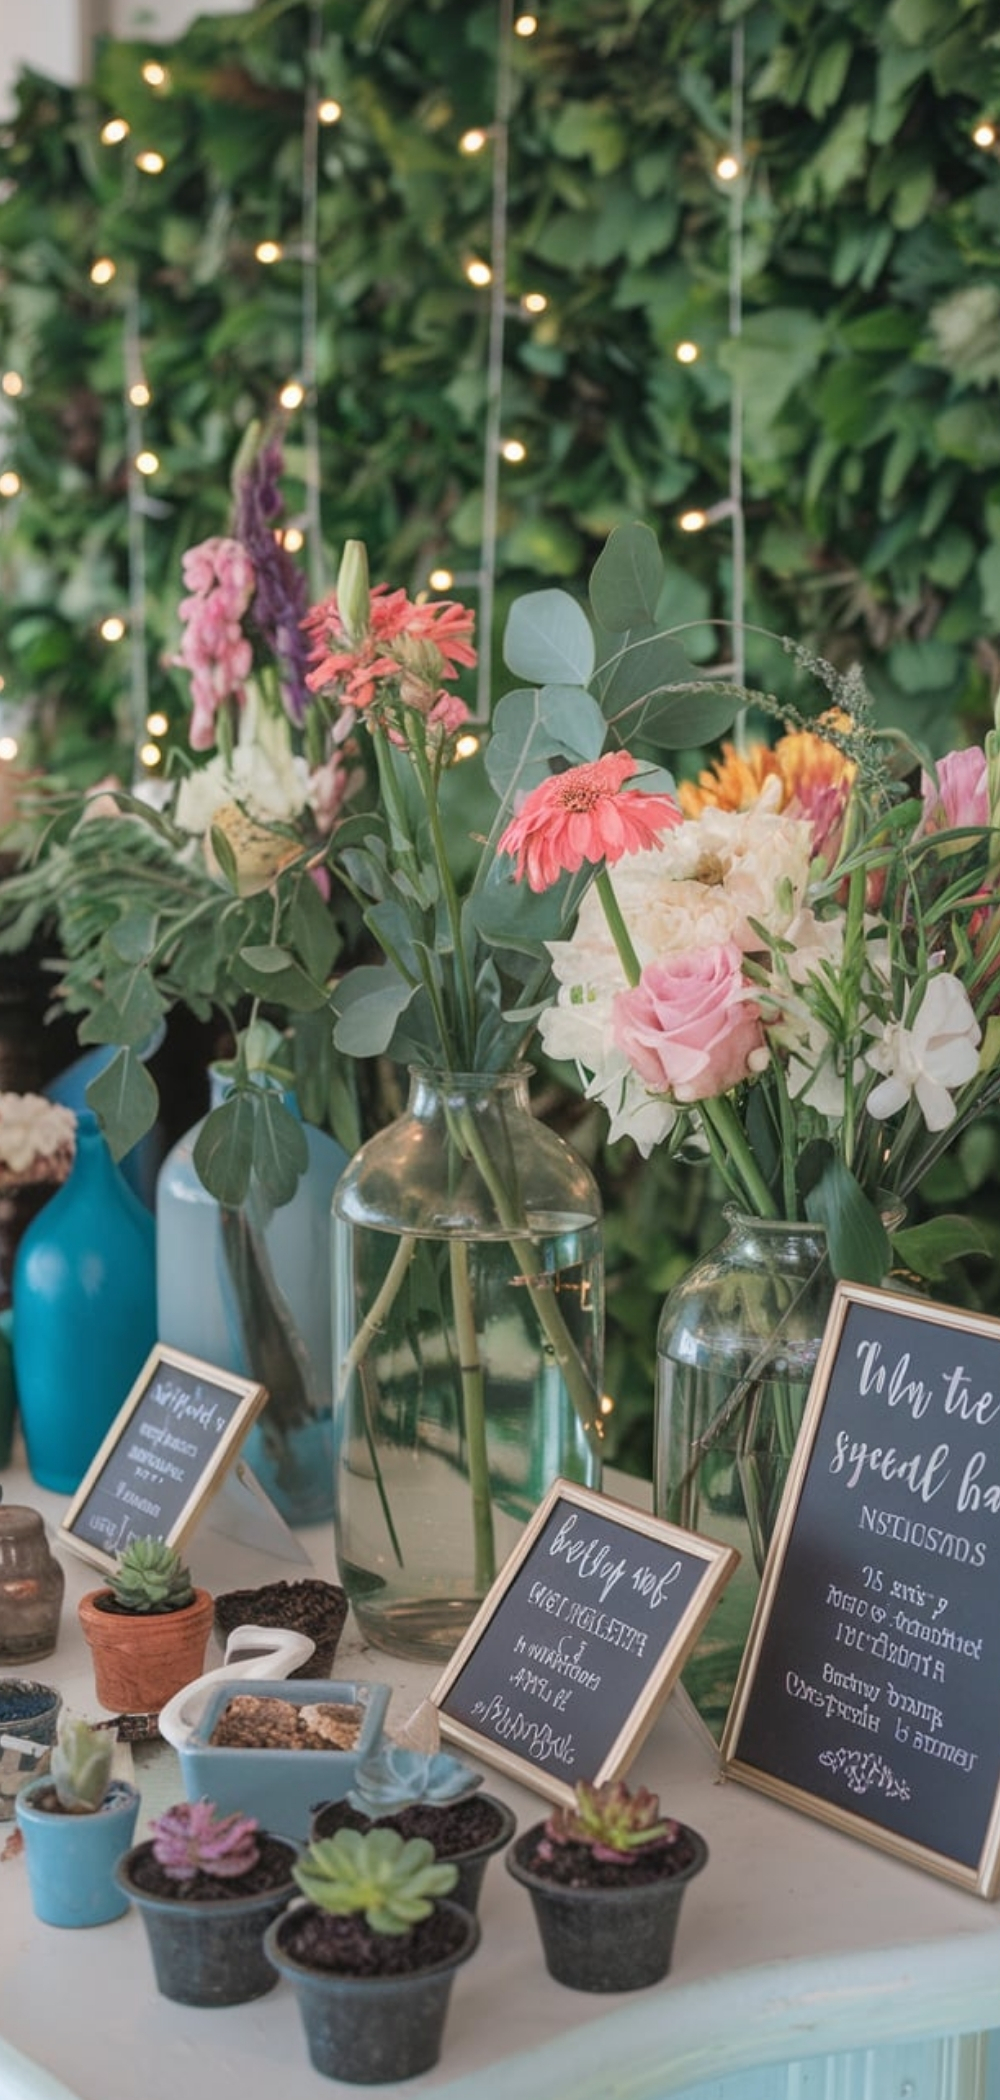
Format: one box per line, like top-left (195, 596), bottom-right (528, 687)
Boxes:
top-left (150, 1799), bottom-right (262, 1882)
top-left (539, 1780), bottom-right (677, 1866)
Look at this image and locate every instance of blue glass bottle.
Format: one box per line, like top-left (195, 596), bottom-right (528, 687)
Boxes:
top-left (12, 1111), bottom-right (158, 1493)
top-left (155, 1075), bottom-right (347, 1527)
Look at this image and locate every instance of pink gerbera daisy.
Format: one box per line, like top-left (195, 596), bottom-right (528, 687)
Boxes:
top-left (498, 751), bottom-right (683, 892)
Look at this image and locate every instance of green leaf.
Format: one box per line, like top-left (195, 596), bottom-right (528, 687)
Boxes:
top-left (589, 523), bottom-right (665, 631)
top-left (503, 590), bottom-right (596, 688)
top-left (332, 965), bottom-right (416, 1056)
top-left (78, 961), bottom-right (165, 1052)
top-left (247, 1090), bottom-right (310, 1210)
top-left (233, 948), bottom-right (328, 1012)
top-left (290, 874), bottom-right (340, 983)
top-left (85, 1048), bottom-right (158, 1163)
top-left (484, 686), bottom-right (606, 805)
top-left (193, 1095), bottom-right (257, 1208)
top-left (804, 1159), bottom-right (891, 1285)
top-left (891, 1214), bottom-right (989, 1282)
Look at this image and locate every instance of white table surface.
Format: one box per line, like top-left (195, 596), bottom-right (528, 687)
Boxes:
top-left (3, 1449), bottom-right (1000, 2100)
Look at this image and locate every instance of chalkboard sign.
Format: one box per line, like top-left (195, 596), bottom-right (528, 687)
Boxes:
top-left (59, 1345), bottom-right (267, 1575)
top-left (431, 1479), bottom-right (737, 1806)
top-left (722, 1284), bottom-right (1000, 1896)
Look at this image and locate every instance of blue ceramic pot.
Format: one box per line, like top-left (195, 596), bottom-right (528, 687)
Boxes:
top-left (13, 1112), bottom-right (157, 1493)
top-left (15, 1776), bottom-right (140, 1927)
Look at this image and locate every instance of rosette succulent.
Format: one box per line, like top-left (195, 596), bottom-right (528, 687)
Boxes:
top-left (346, 1745), bottom-right (484, 1820)
top-left (50, 1713), bottom-right (114, 1814)
top-left (149, 1800), bottom-right (261, 1882)
top-left (292, 1828), bottom-right (458, 1934)
top-left (540, 1780), bottom-right (677, 1865)
top-left (107, 1538), bottom-right (195, 1615)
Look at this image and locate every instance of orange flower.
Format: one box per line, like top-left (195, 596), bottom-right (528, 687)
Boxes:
top-left (679, 742), bottom-right (780, 817)
top-left (679, 714), bottom-right (855, 870)
top-left (498, 751), bottom-right (682, 892)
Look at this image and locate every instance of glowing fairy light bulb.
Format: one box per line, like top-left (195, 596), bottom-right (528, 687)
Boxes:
top-left (101, 118), bottom-right (129, 144)
top-left (256, 240), bottom-right (283, 265)
top-left (141, 62), bottom-right (169, 88)
top-left (279, 380), bottom-right (305, 411)
top-left (135, 150), bottom-right (165, 175)
top-left (1, 371), bottom-right (23, 397)
top-left (454, 732), bottom-right (480, 760)
top-left (460, 128), bottom-right (488, 154)
top-left (90, 258), bottom-right (116, 285)
top-left (715, 153), bottom-right (740, 182)
top-left (146, 711), bottom-right (169, 736)
top-left (973, 120), bottom-right (997, 149)
top-left (129, 381), bottom-right (151, 407)
top-left (282, 526), bottom-right (305, 553)
top-left (465, 258), bottom-right (492, 287)
top-left (0, 472), bottom-right (21, 498)
top-left (318, 99), bottom-right (342, 124)
top-left (675, 340), bottom-right (700, 363)
top-left (429, 568), bottom-right (454, 591)
top-left (679, 508), bottom-right (707, 533)
top-left (139, 741), bottom-right (161, 768)
top-left (521, 291), bottom-right (548, 314)
top-left (514, 14), bottom-right (538, 34)
top-left (134, 450), bottom-right (159, 476)
top-left (0, 736), bottom-right (18, 762)
top-left (501, 438), bottom-right (527, 463)
top-left (101, 615), bottom-right (126, 642)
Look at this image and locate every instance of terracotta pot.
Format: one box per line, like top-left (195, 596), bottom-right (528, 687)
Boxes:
top-left (78, 1587), bottom-right (214, 1714)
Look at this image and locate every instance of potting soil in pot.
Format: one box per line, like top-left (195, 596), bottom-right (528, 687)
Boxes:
top-left (516, 1825), bottom-right (701, 1890)
top-left (312, 1795), bottom-right (502, 1855)
top-left (208, 1698), bottom-right (362, 1750)
top-left (277, 1904), bottom-right (469, 1977)
top-left (124, 1835), bottom-right (297, 1901)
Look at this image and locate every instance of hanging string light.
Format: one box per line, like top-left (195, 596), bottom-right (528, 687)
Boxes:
top-left (474, 0), bottom-right (515, 719)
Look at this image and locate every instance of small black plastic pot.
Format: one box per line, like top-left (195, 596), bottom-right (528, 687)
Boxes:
top-left (115, 1837), bottom-right (299, 2006)
top-left (263, 1898), bottom-right (480, 2083)
top-left (505, 1821), bottom-right (708, 1993)
top-left (310, 1792), bottom-right (516, 1916)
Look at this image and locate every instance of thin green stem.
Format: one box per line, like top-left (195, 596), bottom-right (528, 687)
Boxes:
top-left (595, 867), bottom-right (642, 987)
top-left (336, 1234), bottom-right (417, 1402)
top-left (699, 1096), bottom-right (779, 1218)
top-left (407, 712), bottom-right (477, 1054)
top-left (449, 1238), bottom-right (495, 1591)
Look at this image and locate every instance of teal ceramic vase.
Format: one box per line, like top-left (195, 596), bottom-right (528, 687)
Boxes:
top-left (13, 1112), bottom-right (157, 1493)
top-left (156, 1076), bottom-right (347, 1527)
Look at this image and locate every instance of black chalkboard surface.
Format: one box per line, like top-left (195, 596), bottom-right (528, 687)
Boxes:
top-left (59, 1345), bottom-right (267, 1575)
top-left (431, 1479), bottom-right (737, 1806)
top-left (722, 1284), bottom-right (1000, 1895)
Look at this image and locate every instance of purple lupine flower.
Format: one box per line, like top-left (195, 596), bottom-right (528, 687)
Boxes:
top-left (233, 430), bottom-right (312, 724)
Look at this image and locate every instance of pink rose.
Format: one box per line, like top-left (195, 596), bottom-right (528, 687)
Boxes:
top-left (611, 941), bottom-right (767, 1102)
top-left (920, 747), bottom-right (988, 833)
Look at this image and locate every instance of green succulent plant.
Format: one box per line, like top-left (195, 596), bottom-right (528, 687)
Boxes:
top-left (107, 1537), bottom-right (195, 1616)
top-left (541, 1781), bottom-right (677, 1865)
top-left (50, 1713), bottom-right (114, 1814)
top-left (292, 1828), bottom-right (458, 1935)
top-left (346, 1746), bottom-right (484, 1819)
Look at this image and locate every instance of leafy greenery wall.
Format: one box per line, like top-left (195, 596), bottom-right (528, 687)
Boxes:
top-left (2, 0), bottom-right (1000, 1467)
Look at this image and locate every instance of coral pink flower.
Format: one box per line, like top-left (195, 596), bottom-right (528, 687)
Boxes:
top-left (498, 752), bottom-right (682, 892)
top-left (611, 942), bottom-right (767, 1102)
top-left (302, 585), bottom-right (476, 717)
top-left (176, 536), bottom-right (256, 749)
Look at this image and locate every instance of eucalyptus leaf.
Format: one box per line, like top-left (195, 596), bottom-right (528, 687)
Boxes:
top-left (193, 1095), bottom-right (258, 1208)
top-left (589, 521), bottom-right (664, 631)
top-left (502, 589), bottom-right (596, 688)
top-left (485, 686), bottom-right (606, 806)
top-left (85, 1048), bottom-right (159, 1162)
top-left (332, 965), bottom-right (416, 1056)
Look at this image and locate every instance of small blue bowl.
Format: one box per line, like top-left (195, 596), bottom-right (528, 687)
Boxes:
top-left (177, 1678), bottom-right (391, 1842)
top-left (0, 1679), bottom-right (61, 1822)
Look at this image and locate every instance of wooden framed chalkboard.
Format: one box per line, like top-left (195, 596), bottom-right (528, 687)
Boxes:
top-left (722, 1284), bottom-right (1000, 1896)
top-left (59, 1344), bottom-right (267, 1576)
top-left (430, 1478), bottom-right (738, 1806)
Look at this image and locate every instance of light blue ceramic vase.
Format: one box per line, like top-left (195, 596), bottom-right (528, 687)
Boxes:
top-left (16, 1777), bottom-right (140, 1927)
top-left (12, 1111), bottom-right (158, 1493)
top-left (155, 1077), bottom-right (347, 1527)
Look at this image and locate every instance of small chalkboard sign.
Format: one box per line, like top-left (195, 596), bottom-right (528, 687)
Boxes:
top-left (430, 1479), bottom-right (737, 1806)
top-left (722, 1284), bottom-right (1000, 1896)
top-left (59, 1344), bottom-right (267, 1575)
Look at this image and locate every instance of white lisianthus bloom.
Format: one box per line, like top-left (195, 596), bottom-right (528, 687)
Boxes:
top-left (539, 987), bottom-right (678, 1154)
top-left (174, 686), bottom-right (314, 837)
top-left (865, 972), bottom-right (981, 1132)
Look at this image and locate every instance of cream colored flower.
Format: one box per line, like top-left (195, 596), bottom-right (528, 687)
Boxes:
top-left (865, 973), bottom-right (981, 1132)
top-left (0, 1094), bottom-right (76, 1180)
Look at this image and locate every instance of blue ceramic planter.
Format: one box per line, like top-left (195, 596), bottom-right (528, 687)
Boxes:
top-left (176, 1678), bottom-right (392, 1843)
top-left (15, 1776), bottom-right (140, 1927)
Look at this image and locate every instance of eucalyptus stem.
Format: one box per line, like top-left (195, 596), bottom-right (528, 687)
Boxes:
top-left (336, 1233), bottom-right (417, 1402)
top-left (449, 1237), bottom-right (495, 1592)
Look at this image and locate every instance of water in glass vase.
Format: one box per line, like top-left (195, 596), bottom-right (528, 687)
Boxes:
top-left (654, 1211), bottom-right (833, 1740)
top-left (331, 1069), bottom-right (604, 1663)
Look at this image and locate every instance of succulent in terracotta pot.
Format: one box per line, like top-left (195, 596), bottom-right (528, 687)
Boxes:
top-left (14, 1710), bottom-right (140, 1926)
top-left (311, 1741), bottom-right (515, 1917)
top-left (263, 1827), bottom-right (480, 2083)
top-left (505, 1778), bottom-right (708, 1993)
top-left (116, 1797), bottom-right (299, 2005)
top-left (78, 1537), bottom-right (214, 1715)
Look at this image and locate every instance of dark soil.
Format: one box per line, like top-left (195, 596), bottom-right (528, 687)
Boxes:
top-left (516, 1824), bottom-right (699, 1891)
top-left (213, 1580), bottom-right (348, 1679)
top-left (312, 1793), bottom-right (504, 1857)
top-left (124, 1834), bottom-right (297, 1902)
top-left (277, 1901), bottom-right (467, 1976)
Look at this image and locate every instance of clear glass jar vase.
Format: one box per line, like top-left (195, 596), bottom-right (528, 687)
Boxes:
top-left (654, 1208), bottom-right (834, 1740)
top-left (332, 1067), bottom-right (604, 1662)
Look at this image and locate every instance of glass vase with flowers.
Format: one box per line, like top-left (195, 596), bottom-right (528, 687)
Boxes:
top-left (505, 602), bottom-right (1000, 1729)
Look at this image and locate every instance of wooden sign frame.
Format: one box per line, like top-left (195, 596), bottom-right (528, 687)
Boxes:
top-left (59, 1344), bottom-right (267, 1576)
top-left (722, 1283), bottom-right (1000, 1897)
top-left (430, 1478), bottom-right (737, 1806)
